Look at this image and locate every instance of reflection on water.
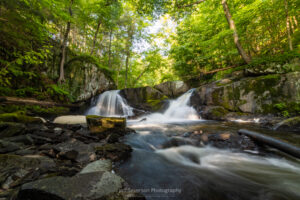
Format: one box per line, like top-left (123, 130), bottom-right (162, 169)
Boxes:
top-left (117, 121), bottom-right (300, 200)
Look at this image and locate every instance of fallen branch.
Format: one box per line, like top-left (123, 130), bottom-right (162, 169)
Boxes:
top-left (238, 129), bottom-right (300, 159)
top-left (0, 96), bottom-right (81, 108)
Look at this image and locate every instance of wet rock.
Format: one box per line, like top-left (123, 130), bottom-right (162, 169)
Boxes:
top-left (0, 122), bottom-right (25, 139)
top-left (95, 143), bottom-right (132, 162)
top-left (0, 154), bottom-right (56, 187)
top-left (54, 139), bottom-right (96, 164)
top-left (0, 140), bottom-right (20, 153)
top-left (107, 133), bottom-right (122, 143)
top-left (86, 115), bottom-right (126, 134)
top-left (14, 148), bottom-right (36, 156)
top-left (3, 135), bottom-right (34, 145)
top-left (53, 127), bottom-right (63, 135)
top-left (58, 150), bottom-right (79, 161)
top-left (17, 171), bottom-right (124, 200)
top-left (80, 159), bottom-right (112, 174)
top-left (273, 116), bottom-right (300, 133)
top-left (162, 137), bottom-right (196, 148)
top-left (53, 115), bottom-right (87, 125)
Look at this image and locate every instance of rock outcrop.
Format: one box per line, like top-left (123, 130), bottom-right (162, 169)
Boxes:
top-left (66, 63), bottom-right (116, 102)
top-left (191, 72), bottom-right (300, 118)
top-left (120, 86), bottom-right (168, 112)
top-left (154, 81), bottom-right (189, 98)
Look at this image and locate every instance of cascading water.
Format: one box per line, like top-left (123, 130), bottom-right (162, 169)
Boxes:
top-left (86, 90), bottom-right (134, 117)
top-left (134, 89), bottom-right (199, 123)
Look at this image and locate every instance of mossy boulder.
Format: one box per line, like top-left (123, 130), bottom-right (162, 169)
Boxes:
top-left (191, 72), bottom-right (300, 115)
top-left (120, 86), bottom-right (168, 112)
top-left (274, 116), bottom-right (300, 133)
top-left (0, 112), bottom-right (43, 123)
top-left (201, 106), bottom-right (229, 121)
top-left (86, 115), bottom-right (126, 134)
top-left (0, 122), bottom-right (26, 139)
top-left (95, 143), bottom-right (132, 161)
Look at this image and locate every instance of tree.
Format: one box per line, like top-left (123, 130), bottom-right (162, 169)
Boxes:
top-left (58, 0), bottom-right (73, 84)
top-left (221, 0), bottom-right (251, 64)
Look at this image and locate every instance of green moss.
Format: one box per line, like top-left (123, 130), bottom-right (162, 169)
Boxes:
top-left (0, 112), bottom-right (43, 123)
top-left (0, 105), bottom-right (69, 116)
top-left (242, 74), bottom-right (281, 96)
top-left (211, 107), bottom-right (229, 119)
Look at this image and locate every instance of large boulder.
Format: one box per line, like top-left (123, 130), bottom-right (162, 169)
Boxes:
top-left (191, 72), bottom-right (300, 115)
top-left (79, 159), bottom-right (112, 174)
top-left (54, 139), bottom-right (97, 164)
top-left (86, 116), bottom-right (126, 134)
top-left (120, 86), bottom-right (168, 112)
top-left (154, 81), bottom-right (189, 98)
top-left (17, 171), bottom-right (124, 200)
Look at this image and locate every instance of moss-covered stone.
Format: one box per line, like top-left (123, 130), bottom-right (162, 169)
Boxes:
top-left (0, 105), bottom-right (70, 116)
top-left (120, 86), bottom-right (168, 112)
top-left (86, 115), bottom-right (126, 134)
top-left (0, 112), bottom-right (43, 123)
top-left (192, 72), bottom-right (300, 116)
top-left (202, 106), bottom-right (229, 121)
top-left (274, 116), bottom-right (300, 132)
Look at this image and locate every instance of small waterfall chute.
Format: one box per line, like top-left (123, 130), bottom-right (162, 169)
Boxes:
top-left (133, 89), bottom-right (200, 123)
top-left (86, 90), bottom-right (134, 117)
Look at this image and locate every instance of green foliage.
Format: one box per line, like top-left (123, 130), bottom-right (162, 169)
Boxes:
top-left (46, 84), bottom-right (74, 102)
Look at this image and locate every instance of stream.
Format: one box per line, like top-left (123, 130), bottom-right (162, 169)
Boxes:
top-left (89, 90), bottom-right (300, 200)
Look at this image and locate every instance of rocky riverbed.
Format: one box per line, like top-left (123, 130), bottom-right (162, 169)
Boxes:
top-left (0, 119), bottom-right (146, 200)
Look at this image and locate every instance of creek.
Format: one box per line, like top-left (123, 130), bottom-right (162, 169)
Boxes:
top-left (89, 89), bottom-right (300, 200)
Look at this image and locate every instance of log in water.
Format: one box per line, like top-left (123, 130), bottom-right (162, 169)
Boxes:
top-left (238, 129), bottom-right (300, 159)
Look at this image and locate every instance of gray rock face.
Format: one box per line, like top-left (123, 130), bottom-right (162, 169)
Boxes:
top-left (120, 86), bottom-right (167, 112)
top-left (54, 139), bottom-right (96, 164)
top-left (66, 63), bottom-right (116, 102)
top-left (191, 72), bottom-right (300, 115)
top-left (18, 172), bottom-right (124, 200)
top-left (80, 159), bottom-right (112, 174)
top-left (154, 81), bottom-right (189, 98)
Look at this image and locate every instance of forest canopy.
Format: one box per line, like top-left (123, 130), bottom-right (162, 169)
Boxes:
top-left (0, 0), bottom-right (299, 102)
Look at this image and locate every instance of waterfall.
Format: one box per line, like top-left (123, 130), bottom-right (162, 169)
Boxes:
top-left (86, 90), bottom-right (134, 117)
top-left (134, 89), bottom-right (199, 123)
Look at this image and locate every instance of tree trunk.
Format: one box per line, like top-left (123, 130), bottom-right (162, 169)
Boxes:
top-left (90, 18), bottom-right (101, 55)
top-left (58, 0), bottom-right (73, 84)
top-left (133, 66), bottom-right (150, 87)
top-left (221, 0), bottom-right (251, 64)
top-left (238, 129), bottom-right (300, 159)
top-left (108, 29), bottom-right (113, 68)
top-left (284, 0), bottom-right (293, 51)
top-left (124, 52), bottom-right (130, 89)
